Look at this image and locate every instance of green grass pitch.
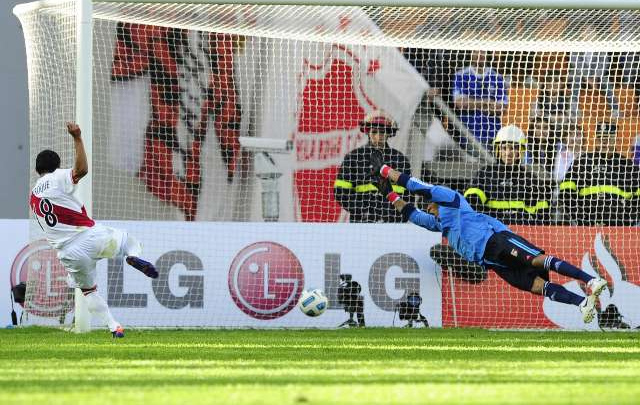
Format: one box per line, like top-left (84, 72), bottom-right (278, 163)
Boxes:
top-left (0, 327), bottom-right (639, 404)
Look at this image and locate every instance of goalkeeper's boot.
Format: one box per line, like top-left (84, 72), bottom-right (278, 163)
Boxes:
top-left (112, 326), bottom-right (125, 339)
top-left (126, 256), bottom-right (159, 279)
top-left (587, 277), bottom-right (607, 298)
top-left (579, 295), bottom-right (597, 323)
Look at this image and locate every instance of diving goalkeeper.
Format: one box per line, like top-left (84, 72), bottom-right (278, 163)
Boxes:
top-left (370, 151), bottom-right (606, 323)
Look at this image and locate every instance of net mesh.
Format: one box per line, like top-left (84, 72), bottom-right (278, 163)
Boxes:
top-left (15, 0), bottom-right (640, 330)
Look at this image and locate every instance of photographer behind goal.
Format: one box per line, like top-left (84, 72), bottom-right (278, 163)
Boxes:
top-left (337, 274), bottom-right (365, 328)
top-left (396, 292), bottom-right (429, 328)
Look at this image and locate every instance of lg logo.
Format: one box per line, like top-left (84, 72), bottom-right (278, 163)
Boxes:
top-left (10, 240), bottom-right (72, 317)
top-left (228, 242), bottom-right (304, 320)
top-left (13, 240), bottom-right (421, 321)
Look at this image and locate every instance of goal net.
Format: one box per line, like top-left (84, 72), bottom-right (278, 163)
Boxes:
top-left (14, 0), bottom-right (640, 330)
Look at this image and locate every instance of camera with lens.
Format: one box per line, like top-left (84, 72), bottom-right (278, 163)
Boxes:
top-left (337, 274), bottom-right (365, 328)
top-left (396, 292), bottom-right (429, 328)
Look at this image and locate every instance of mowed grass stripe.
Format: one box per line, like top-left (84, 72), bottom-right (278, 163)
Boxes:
top-left (0, 328), bottom-right (638, 404)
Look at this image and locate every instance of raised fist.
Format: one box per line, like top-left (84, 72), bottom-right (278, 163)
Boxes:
top-left (66, 122), bottom-right (81, 139)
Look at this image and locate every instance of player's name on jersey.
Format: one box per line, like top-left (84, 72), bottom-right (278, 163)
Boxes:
top-left (33, 180), bottom-right (51, 195)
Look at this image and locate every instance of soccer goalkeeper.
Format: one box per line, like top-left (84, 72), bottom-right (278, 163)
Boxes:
top-left (370, 151), bottom-right (606, 323)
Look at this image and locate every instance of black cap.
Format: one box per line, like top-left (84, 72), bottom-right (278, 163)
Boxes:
top-left (595, 122), bottom-right (616, 138)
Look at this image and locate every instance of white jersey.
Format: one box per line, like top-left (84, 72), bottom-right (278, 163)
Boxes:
top-left (30, 168), bottom-right (95, 249)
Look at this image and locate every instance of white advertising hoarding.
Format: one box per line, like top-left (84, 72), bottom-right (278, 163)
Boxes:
top-left (2, 220), bottom-right (443, 328)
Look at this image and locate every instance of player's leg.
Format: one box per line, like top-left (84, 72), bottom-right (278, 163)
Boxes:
top-left (531, 276), bottom-right (596, 323)
top-left (501, 231), bottom-right (607, 297)
top-left (60, 249), bottom-right (124, 337)
top-left (530, 254), bottom-right (606, 297)
top-left (120, 231), bottom-right (159, 279)
top-left (485, 232), bottom-right (596, 322)
top-left (81, 285), bottom-right (125, 338)
top-left (95, 225), bottom-right (158, 279)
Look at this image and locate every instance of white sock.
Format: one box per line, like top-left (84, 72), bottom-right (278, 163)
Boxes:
top-left (123, 233), bottom-right (142, 258)
top-left (84, 291), bottom-right (120, 331)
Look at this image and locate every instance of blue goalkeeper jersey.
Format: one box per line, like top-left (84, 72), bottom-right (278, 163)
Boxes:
top-left (397, 174), bottom-right (509, 264)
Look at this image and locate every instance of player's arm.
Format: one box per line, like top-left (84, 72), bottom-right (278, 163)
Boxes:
top-left (383, 167), bottom-right (460, 208)
top-left (375, 176), bottom-right (440, 231)
top-left (67, 122), bottom-right (88, 183)
top-left (370, 150), bottom-right (460, 207)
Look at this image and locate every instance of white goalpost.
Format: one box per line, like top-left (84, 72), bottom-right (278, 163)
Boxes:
top-left (14, 0), bottom-right (640, 331)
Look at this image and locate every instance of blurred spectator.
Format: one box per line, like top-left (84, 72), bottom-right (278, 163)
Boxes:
top-left (618, 51), bottom-right (640, 108)
top-left (552, 123), bottom-right (583, 182)
top-left (334, 112), bottom-right (411, 223)
top-left (528, 116), bottom-right (570, 174)
top-left (404, 47), bottom-right (468, 108)
top-left (529, 69), bottom-right (573, 172)
top-left (495, 51), bottom-right (536, 87)
top-left (453, 49), bottom-right (508, 147)
top-left (533, 70), bottom-right (571, 125)
top-left (559, 122), bottom-right (640, 226)
top-left (617, 10), bottom-right (640, 105)
top-left (464, 125), bottom-right (553, 225)
top-left (567, 25), bottom-right (620, 118)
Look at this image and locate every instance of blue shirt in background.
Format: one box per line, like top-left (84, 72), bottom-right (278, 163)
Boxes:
top-left (453, 66), bottom-right (508, 147)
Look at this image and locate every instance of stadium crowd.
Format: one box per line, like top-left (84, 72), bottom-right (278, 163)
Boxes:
top-left (400, 40), bottom-right (640, 227)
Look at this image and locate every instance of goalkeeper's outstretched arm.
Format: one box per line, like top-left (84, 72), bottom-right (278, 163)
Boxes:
top-left (376, 176), bottom-right (440, 232)
top-left (379, 165), bottom-right (460, 208)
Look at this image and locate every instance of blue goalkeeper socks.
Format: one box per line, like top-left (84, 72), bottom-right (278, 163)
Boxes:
top-left (544, 256), bottom-right (593, 283)
top-left (543, 282), bottom-right (585, 306)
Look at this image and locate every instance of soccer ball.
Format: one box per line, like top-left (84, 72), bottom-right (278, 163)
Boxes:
top-left (298, 289), bottom-right (328, 317)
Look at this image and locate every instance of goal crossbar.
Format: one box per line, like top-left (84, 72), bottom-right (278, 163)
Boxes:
top-left (94, 0), bottom-right (640, 11)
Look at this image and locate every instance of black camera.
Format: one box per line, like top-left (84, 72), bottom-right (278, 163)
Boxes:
top-left (10, 282), bottom-right (26, 326)
top-left (396, 292), bottom-right (429, 328)
top-left (337, 274), bottom-right (365, 328)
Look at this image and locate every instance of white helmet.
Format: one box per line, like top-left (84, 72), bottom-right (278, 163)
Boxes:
top-left (493, 124), bottom-right (526, 146)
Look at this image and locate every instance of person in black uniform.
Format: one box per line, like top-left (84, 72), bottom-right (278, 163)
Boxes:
top-left (464, 124), bottom-right (553, 225)
top-left (334, 112), bottom-right (411, 223)
top-left (559, 122), bottom-right (640, 226)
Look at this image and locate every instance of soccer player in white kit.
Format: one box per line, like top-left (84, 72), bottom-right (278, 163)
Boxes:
top-left (29, 122), bottom-right (158, 338)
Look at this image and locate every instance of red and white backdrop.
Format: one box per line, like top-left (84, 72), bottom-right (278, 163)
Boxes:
top-left (255, 10), bottom-right (428, 222)
top-left (107, 10), bottom-right (428, 222)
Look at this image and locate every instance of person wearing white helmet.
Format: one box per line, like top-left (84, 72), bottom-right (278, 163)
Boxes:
top-left (334, 111), bottom-right (411, 223)
top-left (464, 124), bottom-right (553, 225)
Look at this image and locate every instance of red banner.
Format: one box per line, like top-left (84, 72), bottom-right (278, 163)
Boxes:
top-left (442, 226), bottom-right (640, 329)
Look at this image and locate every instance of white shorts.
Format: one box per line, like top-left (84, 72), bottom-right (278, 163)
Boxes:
top-left (57, 224), bottom-right (127, 289)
